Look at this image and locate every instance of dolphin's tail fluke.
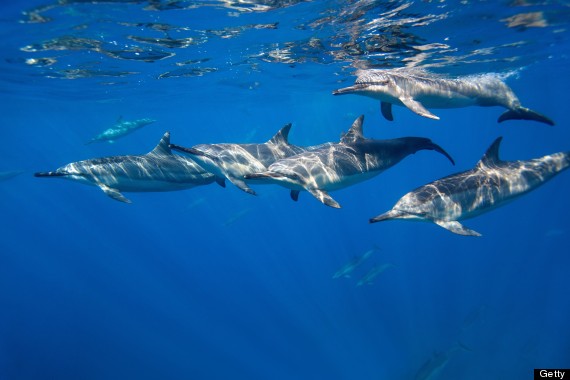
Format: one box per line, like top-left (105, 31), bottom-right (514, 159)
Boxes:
top-left (406, 138), bottom-right (455, 166)
top-left (498, 107), bottom-right (554, 126)
top-left (425, 140), bottom-right (455, 166)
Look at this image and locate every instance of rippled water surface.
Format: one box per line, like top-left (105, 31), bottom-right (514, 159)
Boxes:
top-left (1, 1), bottom-right (569, 379)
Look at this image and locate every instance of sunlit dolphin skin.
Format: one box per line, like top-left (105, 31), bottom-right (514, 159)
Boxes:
top-left (86, 116), bottom-right (156, 144)
top-left (35, 132), bottom-right (220, 203)
top-left (370, 137), bottom-right (570, 236)
top-left (333, 247), bottom-right (377, 279)
top-left (356, 263), bottom-right (394, 286)
top-left (245, 115), bottom-right (455, 208)
top-left (169, 123), bottom-right (307, 195)
top-left (333, 68), bottom-right (554, 126)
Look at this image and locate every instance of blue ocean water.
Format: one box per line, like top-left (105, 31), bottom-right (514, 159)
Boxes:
top-left (1, 1), bottom-right (569, 379)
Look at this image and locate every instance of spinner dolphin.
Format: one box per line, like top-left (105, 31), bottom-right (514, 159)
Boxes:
top-left (245, 115), bottom-right (454, 208)
top-left (35, 132), bottom-right (220, 203)
top-left (370, 137), bottom-right (570, 236)
top-left (333, 68), bottom-right (554, 125)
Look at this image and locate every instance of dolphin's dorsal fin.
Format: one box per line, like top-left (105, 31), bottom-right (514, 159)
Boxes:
top-left (268, 123), bottom-right (292, 145)
top-left (116, 115), bottom-right (123, 124)
top-left (150, 132), bottom-right (172, 155)
top-left (477, 137), bottom-right (503, 168)
top-left (340, 115), bottom-right (364, 144)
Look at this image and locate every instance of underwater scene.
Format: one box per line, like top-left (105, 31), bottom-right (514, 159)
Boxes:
top-left (1, 1), bottom-right (569, 379)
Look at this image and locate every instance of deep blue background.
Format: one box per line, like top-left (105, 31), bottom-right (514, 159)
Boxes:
top-left (1, 1), bottom-right (569, 379)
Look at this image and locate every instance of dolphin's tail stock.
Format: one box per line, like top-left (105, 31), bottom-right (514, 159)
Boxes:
top-left (498, 107), bottom-right (554, 126)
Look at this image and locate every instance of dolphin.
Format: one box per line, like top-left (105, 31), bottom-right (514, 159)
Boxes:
top-left (414, 343), bottom-right (470, 380)
top-left (333, 247), bottom-right (377, 279)
top-left (356, 263), bottom-right (395, 286)
top-left (333, 68), bottom-right (554, 126)
top-left (0, 170), bottom-right (24, 182)
top-left (370, 137), bottom-right (570, 236)
top-left (35, 132), bottom-right (221, 203)
top-left (169, 123), bottom-right (308, 195)
top-left (86, 116), bottom-right (156, 144)
top-left (245, 115), bottom-right (455, 208)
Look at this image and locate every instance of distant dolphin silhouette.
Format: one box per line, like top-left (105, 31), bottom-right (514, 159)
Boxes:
top-left (370, 137), bottom-right (570, 236)
top-left (0, 170), bottom-right (24, 182)
top-left (245, 115), bottom-right (454, 208)
top-left (356, 263), bottom-right (395, 286)
top-left (35, 132), bottom-right (220, 203)
top-left (333, 247), bottom-right (377, 279)
top-left (170, 123), bottom-right (308, 195)
top-left (86, 117), bottom-right (156, 144)
top-left (333, 68), bottom-right (554, 125)
top-left (414, 342), bottom-right (470, 380)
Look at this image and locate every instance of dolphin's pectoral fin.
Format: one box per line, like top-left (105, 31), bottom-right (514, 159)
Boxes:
top-left (434, 220), bottom-right (481, 237)
top-left (98, 184), bottom-right (132, 203)
top-left (498, 107), bottom-right (554, 126)
top-left (400, 97), bottom-right (440, 120)
top-left (381, 102), bottom-right (394, 121)
top-left (228, 176), bottom-right (256, 195)
top-left (215, 176), bottom-right (226, 188)
top-left (290, 190), bottom-right (300, 202)
top-left (307, 188), bottom-right (341, 208)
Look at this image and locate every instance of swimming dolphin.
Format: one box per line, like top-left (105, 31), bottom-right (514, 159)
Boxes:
top-left (333, 68), bottom-right (554, 126)
top-left (414, 343), bottom-right (470, 380)
top-left (245, 115), bottom-right (455, 208)
top-left (35, 132), bottom-right (221, 203)
top-left (356, 263), bottom-right (395, 286)
top-left (370, 137), bottom-right (570, 236)
top-left (169, 123), bottom-right (308, 195)
top-left (0, 170), bottom-right (24, 182)
top-left (333, 247), bottom-right (377, 279)
top-left (86, 116), bottom-right (156, 144)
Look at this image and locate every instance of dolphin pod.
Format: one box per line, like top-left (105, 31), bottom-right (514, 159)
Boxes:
top-left (169, 123), bottom-right (308, 195)
top-left (244, 115), bottom-right (454, 208)
top-left (34, 68), bottom-right (564, 237)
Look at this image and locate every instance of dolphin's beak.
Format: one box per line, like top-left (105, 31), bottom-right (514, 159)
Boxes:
top-left (332, 84), bottom-right (368, 95)
top-left (369, 210), bottom-right (404, 223)
top-left (244, 172), bottom-right (279, 180)
top-left (34, 171), bottom-right (68, 177)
